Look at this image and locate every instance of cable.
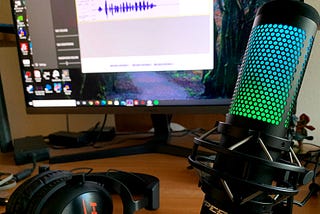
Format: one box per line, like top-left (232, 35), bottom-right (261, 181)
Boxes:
top-left (94, 114), bottom-right (108, 143)
top-left (0, 173), bottom-right (15, 191)
top-left (0, 154), bottom-right (37, 207)
top-left (0, 24), bottom-right (14, 34)
top-left (13, 153), bottom-right (36, 182)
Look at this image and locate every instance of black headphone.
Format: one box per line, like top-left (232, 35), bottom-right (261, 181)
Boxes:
top-left (5, 169), bottom-right (159, 214)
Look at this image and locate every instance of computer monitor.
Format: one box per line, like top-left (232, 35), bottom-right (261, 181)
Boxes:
top-left (10, 0), bottom-right (270, 162)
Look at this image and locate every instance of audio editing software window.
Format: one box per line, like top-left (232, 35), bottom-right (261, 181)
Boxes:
top-left (75, 0), bottom-right (214, 73)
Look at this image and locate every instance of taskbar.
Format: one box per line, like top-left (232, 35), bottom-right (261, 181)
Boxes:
top-left (28, 98), bottom-right (231, 108)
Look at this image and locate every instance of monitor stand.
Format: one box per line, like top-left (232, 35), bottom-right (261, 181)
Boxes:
top-left (49, 114), bottom-right (194, 163)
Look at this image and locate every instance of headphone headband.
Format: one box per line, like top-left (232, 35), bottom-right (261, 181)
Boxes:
top-left (6, 170), bottom-right (159, 214)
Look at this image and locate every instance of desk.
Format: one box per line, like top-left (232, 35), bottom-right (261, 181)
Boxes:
top-left (0, 134), bottom-right (319, 213)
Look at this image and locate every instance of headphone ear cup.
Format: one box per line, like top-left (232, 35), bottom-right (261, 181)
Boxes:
top-left (6, 170), bottom-right (72, 214)
top-left (40, 175), bottom-right (113, 214)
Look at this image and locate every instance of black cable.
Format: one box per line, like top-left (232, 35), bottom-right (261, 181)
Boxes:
top-left (91, 114), bottom-right (112, 148)
top-left (101, 114), bottom-right (108, 130)
top-left (13, 153), bottom-right (36, 182)
top-left (0, 24), bottom-right (14, 34)
top-left (82, 114), bottom-right (108, 146)
top-left (0, 154), bottom-right (37, 207)
top-left (95, 114), bottom-right (108, 142)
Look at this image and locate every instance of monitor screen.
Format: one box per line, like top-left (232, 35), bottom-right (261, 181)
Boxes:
top-left (10, 0), bottom-right (269, 115)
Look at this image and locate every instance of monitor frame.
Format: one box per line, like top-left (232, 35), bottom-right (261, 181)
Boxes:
top-left (7, 0), bottom-right (274, 162)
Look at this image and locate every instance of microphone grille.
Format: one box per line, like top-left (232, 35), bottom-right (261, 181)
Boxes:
top-left (230, 22), bottom-right (315, 128)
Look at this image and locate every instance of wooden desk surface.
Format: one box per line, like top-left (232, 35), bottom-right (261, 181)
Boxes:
top-left (0, 134), bottom-right (319, 213)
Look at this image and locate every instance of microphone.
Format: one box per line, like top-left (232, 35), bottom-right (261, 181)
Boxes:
top-left (189, 0), bottom-right (319, 213)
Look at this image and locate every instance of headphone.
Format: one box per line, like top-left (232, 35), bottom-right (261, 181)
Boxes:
top-left (5, 169), bottom-right (159, 214)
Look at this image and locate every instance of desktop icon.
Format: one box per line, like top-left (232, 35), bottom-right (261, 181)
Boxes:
top-left (43, 71), bottom-right (51, 80)
top-left (20, 42), bottom-right (29, 55)
top-left (34, 70), bottom-right (42, 82)
top-left (45, 84), bottom-right (53, 93)
top-left (53, 83), bottom-right (62, 93)
top-left (15, 0), bottom-right (22, 7)
top-left (63, 83), bottom-right (72, 95)
top-left (24, 71), bottom-right (32, 82)
top-left (62, 69), bottom-right (71, 81)
top-left (18, 27), bottom-right (27, 39)
top-left (17, 15), bottom-right (23, 22)
top-left (52, 70), bottom-right (61, 81)
top-left (26, 85), bottom-right (34, 94)
top-left (35, 86), bottom-right (45, 96)
top-left (22, 59), bottom-right (30, 67)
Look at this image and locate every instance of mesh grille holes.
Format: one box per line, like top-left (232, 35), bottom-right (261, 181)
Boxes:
top-left (230, 24), bottom-right (306, 125)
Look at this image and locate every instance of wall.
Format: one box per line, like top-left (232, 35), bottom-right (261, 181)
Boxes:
top-left (1, 0), bottom-right (320, 145)
top-left (297, 0), bottom-right (320, 145)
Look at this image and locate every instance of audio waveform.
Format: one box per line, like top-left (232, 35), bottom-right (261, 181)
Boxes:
top-left (98, 0), bottom-right (157, 17)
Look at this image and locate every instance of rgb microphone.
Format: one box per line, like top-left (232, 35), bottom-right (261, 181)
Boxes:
top-left (189, 0), bottom-right (319, 213)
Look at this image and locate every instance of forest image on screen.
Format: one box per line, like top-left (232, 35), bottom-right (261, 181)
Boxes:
top-left (78, 0), bottom-right (270, 103)
top-left (83, 0), bottom-right (269, 103)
